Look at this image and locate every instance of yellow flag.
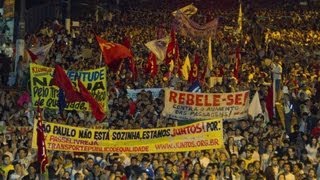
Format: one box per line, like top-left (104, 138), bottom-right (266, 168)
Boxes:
top-left (208, 36), bottom-right (213, 71)
top-left (181, 55), bottom-right (191, 80)
top-left (169, 59), bottom-right (174, 72)
top-left (237, 2), bottom-right (243, 34)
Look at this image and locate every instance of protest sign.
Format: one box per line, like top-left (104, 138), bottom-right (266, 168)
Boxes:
top-left (30, 63), bottom-right (107, 111)
top-left (32, 119), bottom-right (223, 153)
top-left (163, 89), bottom-right (249, 120)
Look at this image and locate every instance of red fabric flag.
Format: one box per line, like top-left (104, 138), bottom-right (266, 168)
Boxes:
top-left (27, 49), bottom-right (38, 62)
top-left (234, 47), bottom-right (241, 79)
top-left (122, 36), bottom-right (131, 49)
top-left (188, 53), bottom-right (200, 83)
top-left (51, 65), bottom-right (83, 102)
top-left (266, 85), bottom-right (274, 119)
top-left (78, 79), bottom-right (105, 122)
top-left (164, 29), bottom-right (176, 65)
top-left (37, 107), bottom-right (48, 173)
top-left (96, 36), bottom-right (132, 71)
top-left (146, 52), bottom-right (158, 78)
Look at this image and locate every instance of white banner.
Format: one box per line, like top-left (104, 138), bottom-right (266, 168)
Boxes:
top-left (127, 88), bottom-right (163, 101)
top-left (163, 89), bottom-right (249, 120)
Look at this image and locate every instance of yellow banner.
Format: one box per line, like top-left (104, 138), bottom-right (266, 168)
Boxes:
top-left (29, 63), bottom-right (107, 111)
top-left (32, 119), bottom-right (223, 153)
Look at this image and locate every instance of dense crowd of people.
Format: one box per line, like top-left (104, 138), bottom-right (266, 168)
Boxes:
top-left (0, 1), bottom-right (319, 180)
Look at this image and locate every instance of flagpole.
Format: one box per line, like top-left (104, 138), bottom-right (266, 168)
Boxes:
top-left (37, 99), bottom-right (48, 180)
top-left (99, 52), bottom-right (102, 66)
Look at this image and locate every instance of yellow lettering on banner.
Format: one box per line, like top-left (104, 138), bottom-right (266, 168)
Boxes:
top-left (192, 65), bottom-right (198, 77)
top-left (32, 119), bottom-right (223, 154)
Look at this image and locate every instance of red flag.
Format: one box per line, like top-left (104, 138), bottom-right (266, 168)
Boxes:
top-left (234, 47), bottom-right (241, 79)
top-left (146, 52), bottom-right (158, 78)
top-left (51, 65), bottom-right (83, 102)
top-left (96, 36), bottom-right (132, 71)
top-left (78, 79), bottom-right (105, 122)
top-left (266, 85), bottom-right (274, 119)
top-left (188, 53), bottom-right (200, 83)
top-left (164, 29), bottom-right (176, 65)
top-left (122, 36), bottom-right (131, 49)
top-left (27, 49), bottom-right (38, 62)
top-left (37, 106), bottom-right (48, 173)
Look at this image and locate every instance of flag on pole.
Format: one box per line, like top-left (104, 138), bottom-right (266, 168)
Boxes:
top-left (51, 65), bottom-right (106, 121)
top-left (266, 85), bottom-right (274, 119)
top-left (36, 105), bottom-right (48, 174)
top-left (188, 53), bottom-right (200, 83)
top-left (51, 65), bottom-right (83, 102)
top-left (26, 49), bottom-right (38, 63)
top-left (248, 91), bottom-right (262, 119)
top-left (146, 52), bottom-right (158, 78)
top-left (29, 42), bottom-right (54, 64)
top-left (172, 4), bottom-right (198, 17)
top-left (237, 1), bottom-right (243, 35)
top-left (165, 29), bottom-right (178, 71)
top-left (208, 36), bottom-right (213, 71)
top-left (181, 55), bottom-right (191, 80)
top-left (78, 79), bottom-right (105, 122)
top-left (96, 36), bottom-right (132, 71)
top-left (234, 47), bottom-right (241, 79)
top-left (145, 36), bottom-right (170, 61)
top-left (174, 10), bottom-right (219, 38)
top-left (188, 80), bottom-right (201, 92)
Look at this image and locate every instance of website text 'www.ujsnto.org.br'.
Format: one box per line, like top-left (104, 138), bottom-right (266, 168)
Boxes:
top-left (155, 138), bottom-right (220, 150)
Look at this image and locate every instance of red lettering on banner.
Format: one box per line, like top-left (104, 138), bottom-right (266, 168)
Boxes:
top-left (210, 138), bottom-right (220, 146)
top-left (226, 94), bottom-right (234, 105)
top-left (186, 94), bottom-right (194, 105)
top-left (204, 95), bottom-right (211, 106)
top-left (169, 91), bottom-right (178, 103)
top-left (235, 94), bottom-right (242, 105)
top-left (195, 94), bottom-right (203, 106)
top-left (213, 95), bottom-right (220, 106)
top-left (178, 93), bottom-right (185, 104)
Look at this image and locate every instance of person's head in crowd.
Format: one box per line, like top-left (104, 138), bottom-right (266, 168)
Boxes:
top-left (247, 163), bottom-right (255, 174)
top-left (188, 172), bottom-right (199, 180)
top-left (86, 157), bottom-right (95, 171)
top-left (17, 148), bottom-right (28, 160)
top-left (283, 162), bottom-right (292, 174)
top-left (245, 146), bottom-right (254, 160)
top-left (27, 162), bottom-right (39, 176)
top-left (74, 172), bottom-right (84, 180)
top-left (155, 166), bottom-right (165, 179)
top-left (307, 168), bottom-right (317, 179)
top-left (206, 163), bottom-right (219, 176)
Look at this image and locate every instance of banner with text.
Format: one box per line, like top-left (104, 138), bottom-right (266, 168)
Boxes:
top-left (32, 119), bottom-right (223, 153)
top-left (163, 89), bottom-right (249, 120)
top-left (127, 88), bottom-right (162, 101)
top-left (30, 63), bottom-right (107, 111)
